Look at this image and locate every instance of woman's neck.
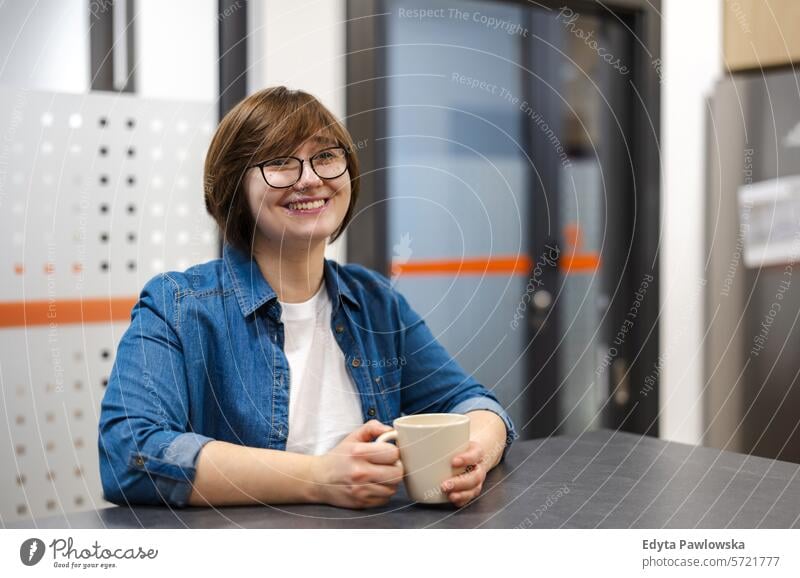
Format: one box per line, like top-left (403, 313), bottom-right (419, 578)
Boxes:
top-left (252, 240), bottom-right (326, 303)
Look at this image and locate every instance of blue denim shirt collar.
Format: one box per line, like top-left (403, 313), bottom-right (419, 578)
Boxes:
top-left (223, 243), bottom-right (360, 317)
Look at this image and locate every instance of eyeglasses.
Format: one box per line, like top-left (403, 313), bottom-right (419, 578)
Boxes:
top-left (250, 146), bottom-right (349, 189)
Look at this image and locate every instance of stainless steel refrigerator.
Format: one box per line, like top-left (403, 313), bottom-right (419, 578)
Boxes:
top-left (706, 69), bottom-right (800, 463)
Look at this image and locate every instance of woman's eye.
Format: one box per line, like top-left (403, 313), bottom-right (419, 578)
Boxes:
top-left (315, 151), bottom-right (342, 163)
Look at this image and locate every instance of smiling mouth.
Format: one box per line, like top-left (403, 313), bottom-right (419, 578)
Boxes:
top-left (282, 196), bottom-right (332, 213)
top-left (286, 198), bottom-right (326, 211)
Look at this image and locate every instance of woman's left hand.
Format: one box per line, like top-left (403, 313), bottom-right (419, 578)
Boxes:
top-left (440, 440), bottom-right (486, 507)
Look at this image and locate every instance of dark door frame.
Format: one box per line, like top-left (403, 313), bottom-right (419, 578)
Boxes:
top-left (89, 0), bottom-right (137, 93)
top-left (345, 0), bottom-right (661, 438)
top-left (218, 0), bottom-right (249, 119)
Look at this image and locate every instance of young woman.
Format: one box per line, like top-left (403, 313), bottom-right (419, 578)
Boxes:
top-left (98, 87), bottom-right (516, 510)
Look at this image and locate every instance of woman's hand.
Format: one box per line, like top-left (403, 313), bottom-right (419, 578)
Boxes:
top-left (310, 420), bottom-right (404, 509)
top-left (440, 440), bottom-right (487, 508)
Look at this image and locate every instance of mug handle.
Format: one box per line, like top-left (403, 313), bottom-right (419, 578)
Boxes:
top-left (375, 430), bottom-right (397, 444)
top-left (374, 430), bottom-right (402, 468)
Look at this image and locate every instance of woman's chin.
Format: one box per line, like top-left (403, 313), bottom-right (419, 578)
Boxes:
top-left (255, 210), bottom-right (343, 250)
top-left (268, 226), bottom-right (336, 248)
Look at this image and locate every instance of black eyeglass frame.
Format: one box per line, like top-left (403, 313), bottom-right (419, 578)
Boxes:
top-left (249, 145), bottom-right (349, 189)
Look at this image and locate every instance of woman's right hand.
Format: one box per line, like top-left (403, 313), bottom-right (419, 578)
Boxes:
top-left (310, 420), bottom-right (404, 509)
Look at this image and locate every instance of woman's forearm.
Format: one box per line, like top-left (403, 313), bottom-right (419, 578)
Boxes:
top-left (466, 410), bottom-right (508, 470)
top-left (187, 414), bottom-right (507, 507)
top-left (187, 440), bottom-right (319, 506)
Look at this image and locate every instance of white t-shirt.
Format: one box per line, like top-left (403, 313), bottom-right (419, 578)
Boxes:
top-left (280, 280), bottom-right (364, 455)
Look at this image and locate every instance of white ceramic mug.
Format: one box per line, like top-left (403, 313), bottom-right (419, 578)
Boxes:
top-left (375, 413), bottom-right (470, 504)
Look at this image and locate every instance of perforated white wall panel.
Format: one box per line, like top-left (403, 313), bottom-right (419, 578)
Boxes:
top-left (0, 87), bottom-right (218, 524)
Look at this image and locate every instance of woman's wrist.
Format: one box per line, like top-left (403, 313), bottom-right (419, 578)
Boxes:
top-left (466, 410), bottom-right (507, 470)
top-left (305, 454), bottom-right (327, 504)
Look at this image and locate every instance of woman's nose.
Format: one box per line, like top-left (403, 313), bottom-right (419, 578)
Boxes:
top-left (294, 160), bottom-right (323, 189)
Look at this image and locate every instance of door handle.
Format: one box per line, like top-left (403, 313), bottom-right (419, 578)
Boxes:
top-left (529, 289), bottom-right (553, 331)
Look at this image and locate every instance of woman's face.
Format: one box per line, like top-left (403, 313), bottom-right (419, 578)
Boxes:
top-left (245, 135), bottom-right (351, 251)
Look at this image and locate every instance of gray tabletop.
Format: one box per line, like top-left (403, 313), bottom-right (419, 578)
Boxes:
top-left (10, 429), bottom-right (800, 529)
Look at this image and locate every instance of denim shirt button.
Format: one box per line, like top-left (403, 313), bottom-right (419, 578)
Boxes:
top-left (367, 407), bottom-right (376, 417)
top-left (335, 324), bottom-right (344, 334)
top-left (351, 358), bottom-right (361, 368)
top-left (134, 455), bottom-right (145, 466)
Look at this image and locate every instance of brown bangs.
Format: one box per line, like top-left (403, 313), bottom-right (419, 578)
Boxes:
top-left (250, 94), bottom-right (346, 162)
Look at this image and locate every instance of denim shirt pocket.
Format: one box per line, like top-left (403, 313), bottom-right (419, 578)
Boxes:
top-left (370, 366), bottom-right (403, 421)
top-left (372, 366), bottom-right (402, 392)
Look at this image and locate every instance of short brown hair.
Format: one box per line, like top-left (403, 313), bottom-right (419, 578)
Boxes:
top-left (203, 86), bottom-right (360, 253)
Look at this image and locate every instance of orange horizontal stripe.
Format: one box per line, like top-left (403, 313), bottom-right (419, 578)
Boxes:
top-left (0, 255), bottom-right (602, 329)
top-left (391, 253), bottom-right (601, 277)
top-left (560, 253), bottom-right (601, 273)
top-left (0, 297), bottom-right (137, 329)
top-left (391, 256), bottom-right (533, 276)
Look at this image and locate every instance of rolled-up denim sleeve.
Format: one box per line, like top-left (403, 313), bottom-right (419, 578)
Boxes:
top-left (98, 274), bottom-right (215, 507)
top-left (449, 396), bottom-right (518, 459)
top-left (394, 288), bottom-right (518, 459)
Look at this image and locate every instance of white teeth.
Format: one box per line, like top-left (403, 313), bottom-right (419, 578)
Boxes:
top-left (287, 198), bottom-right (326, 211)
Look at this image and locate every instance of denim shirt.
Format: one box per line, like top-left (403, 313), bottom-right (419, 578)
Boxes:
top-left (98, 243), bottom-right (517, 507)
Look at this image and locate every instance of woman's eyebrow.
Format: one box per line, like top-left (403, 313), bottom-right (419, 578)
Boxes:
top-left (308, 135), bottom-right (338, 146)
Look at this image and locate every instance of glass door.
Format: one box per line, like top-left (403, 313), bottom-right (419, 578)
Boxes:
top-left (350, 0), bottom-right (659, 439)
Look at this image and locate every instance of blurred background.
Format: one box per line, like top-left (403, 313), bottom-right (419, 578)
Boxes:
top-left (1, 0), bottom-right (799, 524)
